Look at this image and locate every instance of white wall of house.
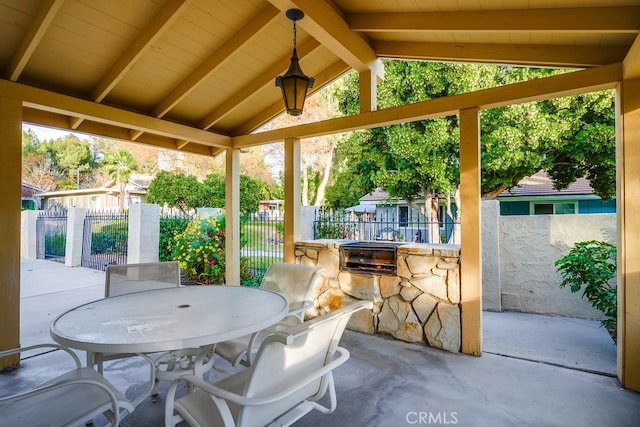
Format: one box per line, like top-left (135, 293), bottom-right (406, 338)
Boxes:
top-left (482, 200), bottom-right (616, 319)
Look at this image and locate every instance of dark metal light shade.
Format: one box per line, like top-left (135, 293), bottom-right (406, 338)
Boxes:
top-left (276, 9), bottom-right (314, 116)
top-left (276, 48), bottom-right (315, 116)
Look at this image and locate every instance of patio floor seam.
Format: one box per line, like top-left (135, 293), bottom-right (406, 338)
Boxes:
top-left (484, 350), bottom-right (617, 378)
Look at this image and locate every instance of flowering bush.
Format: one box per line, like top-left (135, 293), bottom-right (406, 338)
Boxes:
top-left (169, 216), bottom-right (251, 285)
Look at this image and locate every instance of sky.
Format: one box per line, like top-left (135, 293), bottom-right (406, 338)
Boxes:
top-left (23, 123), bottom-right (89, 141)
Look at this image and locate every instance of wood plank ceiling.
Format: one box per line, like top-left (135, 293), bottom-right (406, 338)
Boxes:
top-left (1, 0), bottom-right (638, 155)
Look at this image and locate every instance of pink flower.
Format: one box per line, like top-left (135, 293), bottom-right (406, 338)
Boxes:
top-left (209, 259), bottom-right (216, 265)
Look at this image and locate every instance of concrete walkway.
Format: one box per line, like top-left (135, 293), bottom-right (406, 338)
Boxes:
top-left (5, 259), bottom-right (639, 426)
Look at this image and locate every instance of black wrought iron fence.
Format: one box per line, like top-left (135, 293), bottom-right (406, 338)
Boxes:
top-left (241, 212), bottom-right (284, 282)
top-left (81, 210), bottom-right (128, 270)
top-left (36, 208), bottom-right (67, 263)
top-left (313, 208), bottom-right (459, 244)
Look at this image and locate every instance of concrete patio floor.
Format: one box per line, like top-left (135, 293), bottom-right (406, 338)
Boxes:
top-left (3, 259), bottom-right (639, 426)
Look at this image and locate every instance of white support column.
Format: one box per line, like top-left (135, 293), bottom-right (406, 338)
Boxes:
top-left (0, 95), bottom-right (21, 363)
top-left (128, 203), bottom-right (160, 264)
top-left (459, 107), bottom-right (482, 356)
top-left (21, 210), bottom-right (41, 260)
top-left (284, 138), bottom-right (301, 263)
top-left (225, 148), bottom-right (241, 285)
top-left (65, 207), bottom-right (88, 267)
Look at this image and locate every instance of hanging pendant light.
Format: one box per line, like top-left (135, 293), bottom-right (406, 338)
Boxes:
top-left (276, 9), bottom-right (315, 116)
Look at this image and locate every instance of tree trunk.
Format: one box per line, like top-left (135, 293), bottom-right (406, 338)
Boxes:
top-left (424, 192), bottom-right (441, 244)
top-left (302, 163), bottom-right (309, 206)
top-left (119, 184), bottom-right (126, 212)
top-left (314, 148), bottom-right (334, 207)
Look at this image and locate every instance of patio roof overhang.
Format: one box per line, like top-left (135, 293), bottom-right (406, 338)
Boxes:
top-left (0, 1), bottom-right (638, 148)
top-left (1, 0), bottom-right (640, 392)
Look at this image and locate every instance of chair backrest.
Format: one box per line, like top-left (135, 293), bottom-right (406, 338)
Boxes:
top-left (105, 261), bottom-right (181, 297)
top-left (237, 301), bottom-right (371, 425)
top-left (260, 262), bottom-right (324, 304)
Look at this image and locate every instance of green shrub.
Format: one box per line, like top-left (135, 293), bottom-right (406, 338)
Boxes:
top-left (555, 240), bottom-right (617, 330)
top-left (91, 223), bottom-right (127, 254)
top-left (169, 216), bottom-right (251, 286)
top-left (45, 232), bottom-right (66, 256)
top-left (159, 217), bottom-right (190, 262)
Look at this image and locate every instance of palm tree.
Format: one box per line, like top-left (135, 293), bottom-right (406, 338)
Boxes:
top-left (102, 150), bottom-right (138, 211)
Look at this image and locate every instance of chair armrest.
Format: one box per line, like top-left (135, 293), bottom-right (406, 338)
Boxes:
top-left (287, 299), bottom-right (313, 319)
top-left (168, 346), bottom-right (350, 407)
top-left (0, 343), bottom-right (82, 368)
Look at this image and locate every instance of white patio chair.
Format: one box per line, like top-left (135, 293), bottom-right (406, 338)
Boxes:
top-left (165, 301), bottom-right (372, 427)
top-left (214, 262), bottom-right (324, 367)
top-left (0, 343), bottom-right (152, 426)
top-left (101, 262), bottom-right (215, 396)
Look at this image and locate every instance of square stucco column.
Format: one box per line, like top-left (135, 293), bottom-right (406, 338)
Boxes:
top-left (65, 207), bottom-right (88, 267)
top-left (21, 210), bottom-right (40, 260)
top-left (128, 203), bottom-right (160, 264)
top-left (481, 200), bottom-right (501, 311)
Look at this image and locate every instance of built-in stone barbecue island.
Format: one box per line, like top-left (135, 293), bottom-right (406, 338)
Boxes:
top-left (296, 239), bottom-right (462, 353)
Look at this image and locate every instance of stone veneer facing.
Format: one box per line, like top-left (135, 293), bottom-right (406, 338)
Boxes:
top-left (295, 240), bottom-right (462, 353)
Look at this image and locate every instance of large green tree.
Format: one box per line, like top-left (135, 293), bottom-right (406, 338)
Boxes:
top-left (146, 171), bottom-right (209, 216)
top-left (202, 173), bottom-right (270, 213)
top-left (328, 61), bottom-right (615, 242)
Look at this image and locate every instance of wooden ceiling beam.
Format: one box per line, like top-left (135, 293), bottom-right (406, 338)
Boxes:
top-left (1, 78), bottom-right (231, 148)
top-left (268, 0), bottom-right (379, 74)
top-left (5, 0), bottom-right (64, 81)
top-left (624, 35), bottom-right (640, 79)
top-left (232, 63), bottom-right (621, 148)
top-left (91, 0), bottom-right (191, 103)
top-left (152, 4), bottom-right (280, 119)
top-left (348, 7), bottom-right (640, 33)
top-left (374, 41), bottom-right (629, 68)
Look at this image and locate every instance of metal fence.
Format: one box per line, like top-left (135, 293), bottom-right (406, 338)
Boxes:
top-left (241, 212), bottom-right (284, 281)
top-left (81, 210), bottom-right (128, 270)
top-left (313, 208), bottom-right (459, 243)
top-left (36, 208), bottom-right (67, 263)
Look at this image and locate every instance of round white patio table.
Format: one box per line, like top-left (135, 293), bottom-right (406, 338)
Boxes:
top-left (50, 285), bottom-right (288, 355)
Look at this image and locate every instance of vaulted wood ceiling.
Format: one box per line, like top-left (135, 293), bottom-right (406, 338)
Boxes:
top-left (1, 0), bottom-right (639, 156)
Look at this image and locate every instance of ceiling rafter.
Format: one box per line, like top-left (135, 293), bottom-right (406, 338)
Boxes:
top-left (267, 0), bottom-right (379, 74)
top-left (91, 0), bottom-right (191, 103)
top-left (68, 0), bottom-right (191, 131)
top-left (231, 59), bottom-right (350, 137)
top-left (374, 41), bottom-right (629, 68)
top-left (5, 0), bottom-right (64, 81)
top-left (232, 63), bottom-right (621, 148)
top-left (151, 4), bottom-right (280, 120)
top-left (347, 7), bottom-right (640, 33)
top-left (199, 38), bottom-right (322, 131)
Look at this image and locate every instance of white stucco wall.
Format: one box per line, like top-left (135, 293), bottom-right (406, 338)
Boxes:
top-left (485, 204), bottom-right (616, 319)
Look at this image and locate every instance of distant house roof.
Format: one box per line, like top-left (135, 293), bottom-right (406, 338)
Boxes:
top-left (359, 188), bottom-right (396, 203)
top-left (36, 173), bottom-right (153, 197)
top-left (21, 181), bottom-right (45, 198)
top-left (358, 171), bottom-right (597, 204)
top-left (498, 171), bottom-right (595, 198)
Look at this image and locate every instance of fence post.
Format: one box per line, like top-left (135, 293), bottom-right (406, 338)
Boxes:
top-left (65, 207), bottom-right (88, 267)
top-left (481, 200), bottom-right (501, 311)
top-left (21, 210), bottom-right (40, 259)
top-left (128, 203), bottom-right (160, 264)
top-left (300, 206), bottom-right (317, 241)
